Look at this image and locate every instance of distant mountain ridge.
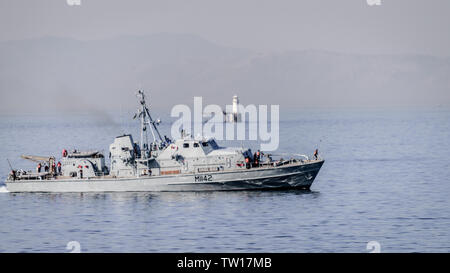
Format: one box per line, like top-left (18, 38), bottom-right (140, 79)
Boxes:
top-left (1, 33), bottom-right (449, 114)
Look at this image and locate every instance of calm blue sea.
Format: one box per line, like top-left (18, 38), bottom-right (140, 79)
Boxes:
top-left (0, 108), bottom-right (449, 252)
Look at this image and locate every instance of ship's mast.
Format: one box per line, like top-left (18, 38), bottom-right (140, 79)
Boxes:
top-left (135, 90), bottom-right (163, 158)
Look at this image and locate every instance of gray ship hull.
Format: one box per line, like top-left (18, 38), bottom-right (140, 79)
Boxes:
top-left (5, 160), bottom-right (324, 193)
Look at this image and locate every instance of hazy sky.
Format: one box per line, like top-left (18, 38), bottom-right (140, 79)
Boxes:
top-left (0, 0), bottom-right (449, 114)
top-left (1, 0), bottom-right (450, 56)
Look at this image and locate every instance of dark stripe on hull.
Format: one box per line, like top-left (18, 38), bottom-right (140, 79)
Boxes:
top-left (161, 161), bottom-right (323, 191)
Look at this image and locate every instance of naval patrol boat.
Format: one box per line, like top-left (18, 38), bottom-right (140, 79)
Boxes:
top-left (5, 91), bottom-right (324, 192)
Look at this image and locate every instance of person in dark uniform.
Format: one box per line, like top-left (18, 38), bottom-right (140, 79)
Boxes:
top-left (245, 157), bottom-right (251, 169)
top-left (57, 161), bottom-right (62, 174)
top-left (252, 151), bottom-right (261, 167)
top-left (11, 170), bottom-right (16, 181)
top-left (314, 149), bottom-right (319, 160)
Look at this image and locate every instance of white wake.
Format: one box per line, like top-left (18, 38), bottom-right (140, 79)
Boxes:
top-left (0, 185), bottom-right (9, 193)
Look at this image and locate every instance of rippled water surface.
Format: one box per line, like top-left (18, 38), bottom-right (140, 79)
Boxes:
top-left (1, 109), bottom-right (449, 252)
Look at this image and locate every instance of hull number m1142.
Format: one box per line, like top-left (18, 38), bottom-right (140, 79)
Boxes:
top-left (195, 174), bottom-right (213, 182)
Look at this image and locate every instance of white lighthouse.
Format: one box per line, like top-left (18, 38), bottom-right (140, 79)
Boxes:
top-left (227, 95), bottom-right (242, 122)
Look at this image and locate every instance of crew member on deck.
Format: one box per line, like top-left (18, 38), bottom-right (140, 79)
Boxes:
top-left (314, 149), bottom-right (319, 160)
top-left (11, 170), bottom-right (16, 181)
top-left (78, 165), bottom-right (83, 179)
top-left (37, 163), bottom-right (41, 173)
top-left (57, 161), bottom-right (62, 174)
top-left (253, 152), bottom-right (259, 167)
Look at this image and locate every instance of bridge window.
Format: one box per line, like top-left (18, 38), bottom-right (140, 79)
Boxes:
top-left (183, 143), bottom-right (190, 148)
top-left (193, 143), bottom-right (199, 148)
top-left (201, 142), bottom-right (208, 147)
top-left (210, 140), bottom-right (219, 149)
